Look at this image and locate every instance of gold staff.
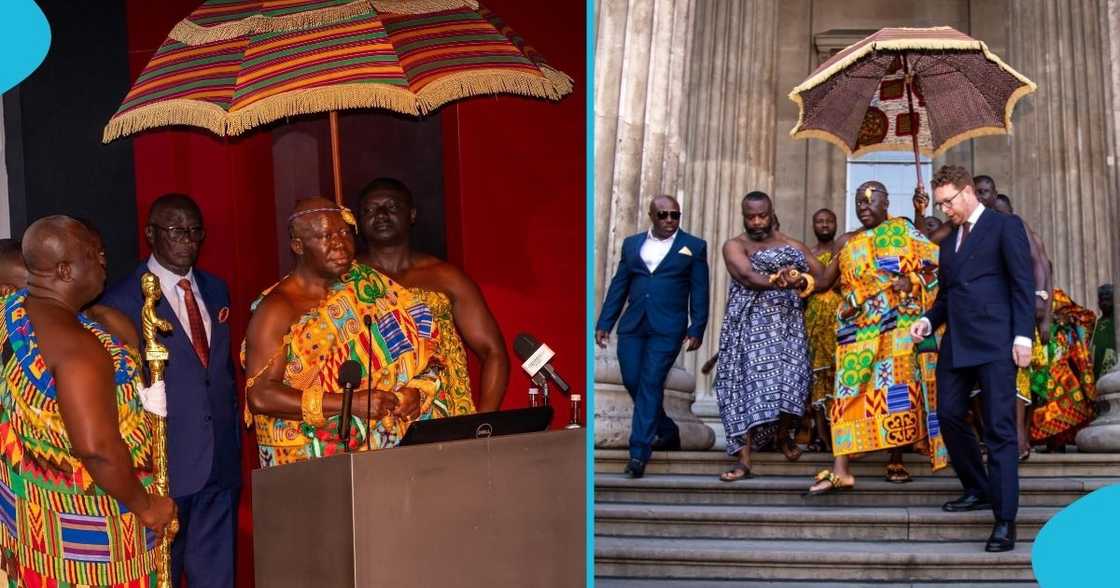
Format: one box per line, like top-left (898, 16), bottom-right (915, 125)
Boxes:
top-left (141, 272), bottom-right (179, 587)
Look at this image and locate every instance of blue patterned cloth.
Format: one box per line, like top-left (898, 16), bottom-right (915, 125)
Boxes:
top-left (714, 244), bottom-right (811, 456)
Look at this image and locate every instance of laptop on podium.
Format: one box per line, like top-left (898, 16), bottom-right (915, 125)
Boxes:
top-left (399, 406), bottom-right (554, 446)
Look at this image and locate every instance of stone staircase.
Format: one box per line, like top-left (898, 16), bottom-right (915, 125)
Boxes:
top-left (594, 449), bottom-right (1120, 586)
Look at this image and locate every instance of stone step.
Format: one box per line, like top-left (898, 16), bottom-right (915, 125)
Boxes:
top-left (594, 449), bottom-right (1120, 478)
top-left (595, 503), bottom-right (1059, 542)
top-left (596, 579), bottom-right (1037, 587)
top-left (595, 536), bottom-right (1036, 582)
top-left (595, 473), bottom-right (1114, 507)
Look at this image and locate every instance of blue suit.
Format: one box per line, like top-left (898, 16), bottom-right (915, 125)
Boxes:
top-left (596, 230), bottom-right (709, 462)
top-left (924, 208), bottom-right (1034, 522)
top-left (102, 264), bottom-right (240, 587)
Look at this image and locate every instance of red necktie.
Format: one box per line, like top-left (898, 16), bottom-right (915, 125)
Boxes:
top-left (956, 221), bottom-right (971, 252)
top-left (178, 278), bottom-right (210, 368)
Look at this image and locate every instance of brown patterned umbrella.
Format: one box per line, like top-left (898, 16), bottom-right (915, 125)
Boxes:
top-left (788, 26), bottom-right (1036, 186)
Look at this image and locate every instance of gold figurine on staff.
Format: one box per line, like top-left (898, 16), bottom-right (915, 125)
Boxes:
top-left (141, 272), bottom-right (178, 587)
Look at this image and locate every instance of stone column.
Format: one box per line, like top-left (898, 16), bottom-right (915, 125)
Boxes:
top-left (1075, 0), bottom-right (1120, 452)
top-left (592, 0), bottom-right (713, 450)
top-left (1007, 0), bottom-right (1117, 307)
top-left (679, 0), bottom-right (781, 450)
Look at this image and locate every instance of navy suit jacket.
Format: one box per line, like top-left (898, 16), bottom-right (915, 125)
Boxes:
top-left (101, 264), bottom-right (241, 497)
top-left (924, 208), bottom-right (1035, 369)
top-left (596, 230), bottom-right (709, 339)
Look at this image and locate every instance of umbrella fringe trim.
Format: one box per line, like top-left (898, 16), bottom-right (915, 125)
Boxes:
top-left (169, 0), bottom-right (376, 46)
top-left (102, 101), bottom-right (229, 143)
top-left (415, 66), bottom-right (574, 113)
top-left (225, 85), bottom-right (422, 135)
top-left (789, 124), bottom-right (1016, 160)
top-left (374, 0), bottom-right (480, 14)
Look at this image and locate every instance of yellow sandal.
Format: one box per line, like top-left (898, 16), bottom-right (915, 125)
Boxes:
top-left (805, 469), bottom-right (855, 497)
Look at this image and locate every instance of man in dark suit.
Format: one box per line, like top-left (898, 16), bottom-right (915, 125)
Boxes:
top-left (911, 166), bottom-right (1034, 553)
top-left (102, 194), bottom-right (239, 586)
top-left (595, 195), bottom-right (709, 478)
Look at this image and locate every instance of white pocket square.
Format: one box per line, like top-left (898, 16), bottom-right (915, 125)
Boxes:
top-left (679, 246), bottom-right (693, 256)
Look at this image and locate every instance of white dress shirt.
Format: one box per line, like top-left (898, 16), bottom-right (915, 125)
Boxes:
top-left (640, 229), bottom-right (678, 273)
top-left (920, 204), bottom-right (1031, 349)
top-left (147, 255), bottom-right (212, 345)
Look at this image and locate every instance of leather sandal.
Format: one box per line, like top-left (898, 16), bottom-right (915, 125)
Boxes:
top-left (885, 463), bottom-right (912, 484)
top-left (804, 469), bottom-right (854, 496)
top-left (719, 464), bottom-right (752, 482)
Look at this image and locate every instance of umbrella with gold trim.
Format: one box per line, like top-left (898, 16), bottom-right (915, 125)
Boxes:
top-left (102, 0), bottom-right (573, 204)
top-left (788, 26), bottom-right (1035, 191)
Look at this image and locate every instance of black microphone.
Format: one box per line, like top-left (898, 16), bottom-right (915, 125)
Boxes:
top-left (513, 333), bottom-right (570, 395)
top-left (363, 315), bottom-right (374, 451)
top-left (337, 359), bottom-right (362, 449)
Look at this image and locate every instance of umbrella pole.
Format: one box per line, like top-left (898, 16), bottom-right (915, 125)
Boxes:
top-left (901, 54), bottom-right (924, 193)
top-left (329, 111), bottom-right (343, 206)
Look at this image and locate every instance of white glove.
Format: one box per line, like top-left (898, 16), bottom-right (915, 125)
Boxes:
top-left (139, 381), bottom-right (167, 417)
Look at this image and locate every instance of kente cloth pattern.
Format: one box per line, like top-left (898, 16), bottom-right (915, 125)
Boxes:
top-left (1092, 316), bottom-right (1115, 380)
top-left (104, 2), bottom-right (572, 140)
top-left (249, 264), bottom-right (451, 467)
top-left (1014, 331), bottom-right (1047, 405)
top-left (713, 245), bottom-right (810, 456)
top-left (0, 291), bottom-right (157, 586)
top-left (805, 249), bottom-right (841, 407)
top-left (829, 218), bottom-right (947, 470)
top-left (407, 289), bottom-right (474, 416)
top-left (1028, 289), bottom-right (1098, 444)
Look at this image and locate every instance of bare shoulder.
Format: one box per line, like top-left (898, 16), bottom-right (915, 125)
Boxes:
top-left (86, 304), bottom-right (140, 350)
top-left (409, 256), bottom-right (479, 302)
top-left (247, 281), bottom-right (301, 340)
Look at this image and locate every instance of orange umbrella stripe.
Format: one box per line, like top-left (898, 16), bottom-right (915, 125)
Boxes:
top-left (407, 63), bottom-right (538, 90)
top-left (232, 66), bottom-right (406, 109)
top-left (397, 45), bottom-right (524, 68)
top-left (244, 19), bottom-right (387, 57)
top-left (128, 64), bottom-right (242, 99)
top-left (239, 43), bottom-right (398, 83)
top-left (147, 40), bottom-right (248, 69)
top-left (388, 23), bottom-right (499, 45)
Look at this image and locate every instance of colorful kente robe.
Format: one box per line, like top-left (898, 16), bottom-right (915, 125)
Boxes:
top-left (408, 288), bottom-right (474, 416)
top-left (1028, 289), bottom-right (1098, 444)
top-left (1093, 315), bottom-right (1115, 380)
top-left (714, 245), bottom-right (811, 456)
top-left (830, 218), bottom-right (947, 470)
top-left (249, 264), bottom-right (451, 467)
top-left (804, 250), bottom-right (841, 407)
top-left (0, 291), bottom-right (157, 587)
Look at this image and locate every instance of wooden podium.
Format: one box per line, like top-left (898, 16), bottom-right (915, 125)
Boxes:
top-left (252, 429), bottom-right (585, 587)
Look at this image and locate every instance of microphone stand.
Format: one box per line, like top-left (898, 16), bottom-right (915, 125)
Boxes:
top-left (365, 316), bottom-right (374, 451)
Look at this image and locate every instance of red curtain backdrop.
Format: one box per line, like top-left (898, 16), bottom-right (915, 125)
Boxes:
top-left (124, 1), bottom-right (585, 586)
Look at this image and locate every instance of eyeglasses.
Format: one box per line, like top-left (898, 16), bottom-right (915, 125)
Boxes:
top-left (151, 224), bottom-right (205, 243)
top-left (655, 211), bottom-right (681, 221)
top-left (934, 186), bottom-right (966, 211)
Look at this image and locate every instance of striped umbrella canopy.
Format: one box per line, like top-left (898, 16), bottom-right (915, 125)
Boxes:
top-left (788, 26), bottom-right (1035, 188)
top-left (103, 0), bottom-right (572, 202)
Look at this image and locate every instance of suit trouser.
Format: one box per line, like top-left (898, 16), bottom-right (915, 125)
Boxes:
top-left (937, 357), bottom-right (1019, 522)
top-left (618, 318), bottom-right (682, 463)
top-left (171, 463), bottom-right (239, 588)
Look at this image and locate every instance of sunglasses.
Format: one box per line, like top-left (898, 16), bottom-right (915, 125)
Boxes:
top-left (655, 211), bottom-right (682, 221)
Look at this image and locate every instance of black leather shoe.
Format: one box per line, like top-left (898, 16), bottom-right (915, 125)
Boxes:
top-left (652, 433), bottom-right (682, 451)
top-left (985, 521), bottom-right (1016, 552)
top-left (942, 494), bottom-right (992, 512)
top-left (623, 459), bottom-right (646, 479)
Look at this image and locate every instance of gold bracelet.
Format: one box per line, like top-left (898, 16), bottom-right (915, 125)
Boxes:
top-left (799, 273), bottom-right (816, 298)
top-left (301, 388), bottom-right (326, 427)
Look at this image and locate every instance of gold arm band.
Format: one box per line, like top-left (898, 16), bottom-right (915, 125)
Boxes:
top-left (301, 388), bottom-right (326, 427)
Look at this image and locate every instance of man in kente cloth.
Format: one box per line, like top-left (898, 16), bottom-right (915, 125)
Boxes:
top-left (244, 198), bottom-right (451, 467)
top-left (807, 182), bottom-right (946, 495)
top-left (714, 191), bottom-right (826, 482)
top-left (917, 177), bottom-right (1051, 460)
top-left (356, 178), bottom-right (509, 414)
top-left (0, 216), bottom-right (175, 586)
top-left (803, 208), bottom-right (843, 452)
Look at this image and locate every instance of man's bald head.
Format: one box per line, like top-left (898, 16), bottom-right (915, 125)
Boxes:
top-left (22, 216), bottom-right (106, 306)
top-left (648, 195), bottom-right (681, 239)
top-left (288, 197), bottom-right (345, 239)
